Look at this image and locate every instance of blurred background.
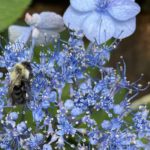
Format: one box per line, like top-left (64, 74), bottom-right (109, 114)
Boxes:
top-left (0, 0), bottom-right (150, 97)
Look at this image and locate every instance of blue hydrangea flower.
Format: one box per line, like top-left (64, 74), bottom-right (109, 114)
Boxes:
top-left (16, 122), bottom-right (27, 134)
top-left (32, 107), bottom-right (45, 123)
top-left (25, 133), bottom-right (44, 149)
top-left (63, 0), bottom-right (140, 44)
top-left (0, 8), bottom-right (150, 149)
top-left (43, 144), bottom-right (52, 150)
top-left (64, 99), bottom-right (74, 110)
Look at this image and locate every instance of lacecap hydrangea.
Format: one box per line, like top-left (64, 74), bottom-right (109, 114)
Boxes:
top-left (0, 1), bottom-right (150, 150)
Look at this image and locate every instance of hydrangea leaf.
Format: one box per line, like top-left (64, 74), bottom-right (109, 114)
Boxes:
top-left (0, 0), bottom-right (31, 32)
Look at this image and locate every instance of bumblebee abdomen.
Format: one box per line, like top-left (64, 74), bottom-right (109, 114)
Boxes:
top-left (11, 81), bottom-right (28, 105)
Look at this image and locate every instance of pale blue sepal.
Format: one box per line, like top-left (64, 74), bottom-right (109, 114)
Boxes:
top-left (8, 25), bottom-right (32, 44)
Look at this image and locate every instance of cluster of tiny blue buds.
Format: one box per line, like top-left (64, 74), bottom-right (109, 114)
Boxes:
top-left (0, 30), bottom-right (149, 150)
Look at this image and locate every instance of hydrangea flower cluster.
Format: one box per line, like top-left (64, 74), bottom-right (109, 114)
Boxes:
top-left (0, 1), bottom-right (149, 150)
top-left (0, 31), bottom-right (149, 149)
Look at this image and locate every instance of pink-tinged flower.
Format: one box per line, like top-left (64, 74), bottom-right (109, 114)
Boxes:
top-left (63, 0), bottom-right (141, 44)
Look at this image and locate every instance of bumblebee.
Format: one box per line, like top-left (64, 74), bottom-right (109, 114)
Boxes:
top-left (8, 61), bottom-right (33, 105)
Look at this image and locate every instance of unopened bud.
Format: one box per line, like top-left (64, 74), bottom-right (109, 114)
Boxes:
top-left (25, 13), bottom-right (32, 24)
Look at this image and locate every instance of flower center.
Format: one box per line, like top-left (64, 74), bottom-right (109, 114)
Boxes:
top-left (96, 0), bottom-right (111, 12)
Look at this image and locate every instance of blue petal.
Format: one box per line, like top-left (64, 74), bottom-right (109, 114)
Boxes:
top-left (71, 107), bottom-right (82, 116)
top-left (113, 104), bottom-right (124, 114)
top-left (82, 12), bottom-right (115, 44)
top-left (8, 25), bottom-right (31, 44)
top-left (63, 6), bottom-right (89, 30)
top-left (113, 18), bottom-right (136, 39)
top-left (37, 12), bottom-right (65, 31)
top-left (101, 120), bottom-right (111, 130)
top-left (43, 144), bottom-right (52, 150)
top-left (108, 0), bottom-right (140, 21)
top-left (64, 99), bottom-right (74, 110)
top-left (8, 25), bottom-right (32, 51)
top-left (17, 28), bottom-right (32, 44)
top-left (70, 0), bottom-right (96, 12)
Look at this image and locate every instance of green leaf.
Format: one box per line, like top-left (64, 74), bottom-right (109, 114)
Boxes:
top-left (0, 0), bottom-right (31, 32)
